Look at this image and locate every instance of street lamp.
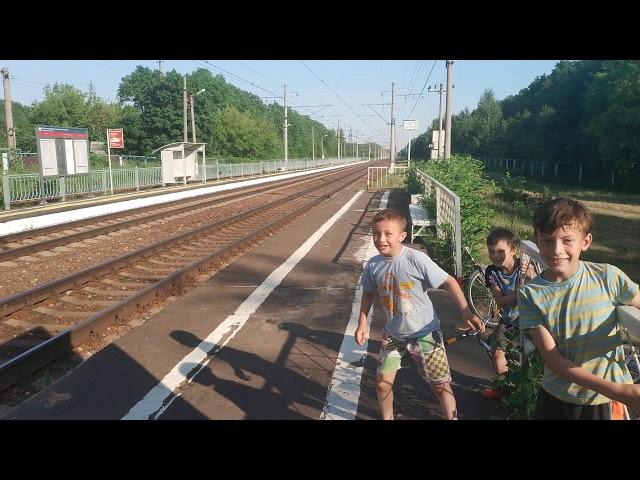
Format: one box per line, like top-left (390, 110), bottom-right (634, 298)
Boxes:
top-left (321, 134), bottom-right (328, 160)
top-left (189, 88), bottom-right (206, 143)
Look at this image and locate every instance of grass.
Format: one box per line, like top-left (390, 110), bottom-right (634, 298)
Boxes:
top-left (485, 172), bottom-right (640, 284)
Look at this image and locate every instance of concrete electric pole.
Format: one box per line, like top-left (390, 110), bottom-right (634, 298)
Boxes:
top-left (390, 81), bottom-right (396, 165)
top-left (337, 120), bottom-right (341, 159)
top-left (444, 60), bottom-right (454, 160)
top-left (190, 88), bottom-right (205, 143)
top-left (283, 84), bottom-right (288, 170)
top-left (2, 67), bottom-right (16, 150)
top-left (429, 83), bottom-right (446, 159)
top-left (183, 75), bottom-right (188, 143)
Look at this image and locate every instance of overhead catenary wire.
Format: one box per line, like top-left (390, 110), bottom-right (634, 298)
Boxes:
top-left (304, 61), bottom-right (386, 140)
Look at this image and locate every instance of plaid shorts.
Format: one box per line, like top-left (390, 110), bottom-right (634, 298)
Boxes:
top-left (378, 329), bottom-right (451, 385)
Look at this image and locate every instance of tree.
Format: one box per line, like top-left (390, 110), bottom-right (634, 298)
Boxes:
top-left (210, 105), bottom-right (280, 159)
top-left (583, 60), bottom-right (640, 187)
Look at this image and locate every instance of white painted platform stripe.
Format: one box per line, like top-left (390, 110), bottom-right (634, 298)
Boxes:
top-left (321, 191), bottom-right (389, 420)
top-left (121, 189), bottom-right (365, 420)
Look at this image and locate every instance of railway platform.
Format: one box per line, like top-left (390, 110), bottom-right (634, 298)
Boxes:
top-left (3, 184), bottom-right (505, 420)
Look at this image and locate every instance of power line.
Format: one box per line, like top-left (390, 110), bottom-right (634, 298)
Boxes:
top-left (303, 61), bottom-right (386, 140)
top-left (199, 60), bottom-right (281, 98)
top-left (406, 60), bottom-right (439, 119)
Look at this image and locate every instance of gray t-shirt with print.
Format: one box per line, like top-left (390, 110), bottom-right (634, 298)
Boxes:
top-left (361, 246), bottom-right (449, 339)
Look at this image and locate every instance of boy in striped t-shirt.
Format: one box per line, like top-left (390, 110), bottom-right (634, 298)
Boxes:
top-left (518, 197), bottom-right (640, 419)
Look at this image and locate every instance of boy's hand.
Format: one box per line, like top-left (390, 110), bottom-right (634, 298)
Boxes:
top-left (355, 325), bottom-right (367, 346)
top-left (456, 313), bottom-right (485, 333)
top-left (465, 312), bottom-right (485, 333)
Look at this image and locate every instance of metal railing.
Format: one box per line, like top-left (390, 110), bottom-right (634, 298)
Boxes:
top-left (1, 157), bottom-right (366, 211)
top-left (367, 166), bottom-right (409, 190)
top-left (414, 170), bottom-right (462, 278)
top-left (478, 157), bottom-right (584, 185)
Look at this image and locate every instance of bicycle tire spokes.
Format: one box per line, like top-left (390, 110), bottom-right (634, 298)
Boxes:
top-left (620, 328), bottom-right (640, 384)
top-left (465, 269), bottom-right (498, 325)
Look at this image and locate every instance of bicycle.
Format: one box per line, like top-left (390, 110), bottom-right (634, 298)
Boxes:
top-left (462, 247), bottom-right (499, 327)
top-left (618, 306), bottom-right (640, 384)
top-left (463, 240), bottom-right (545, 328)
top-left (445, 314), bottom-right (534, 372)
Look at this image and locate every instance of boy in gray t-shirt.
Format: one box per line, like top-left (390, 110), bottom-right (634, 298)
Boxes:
top-left (355, 208), bottom-right (484, 420)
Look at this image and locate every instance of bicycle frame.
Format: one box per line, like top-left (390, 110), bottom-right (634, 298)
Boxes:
top-left (445, 316), bottom-right (524, 370)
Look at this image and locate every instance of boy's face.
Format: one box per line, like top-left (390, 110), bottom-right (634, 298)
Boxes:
top-left (372, 218), bottom-right (406, 257)
top-left (487, 240), bottom-right (517, 270)
top-left (536, 224), bottom-right (592, 281)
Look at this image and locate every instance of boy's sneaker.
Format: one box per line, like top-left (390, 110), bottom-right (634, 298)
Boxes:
top-left (482, 388), bottom-right (502, 400)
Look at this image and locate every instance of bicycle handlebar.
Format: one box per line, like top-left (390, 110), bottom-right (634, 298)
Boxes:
top-left (444, 315), bottom-right (518, 346)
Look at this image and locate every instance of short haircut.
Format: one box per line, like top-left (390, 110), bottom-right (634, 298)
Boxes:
top-left (533, 197), bottom-right (593, 236)
top-left (371, 208), bottom-right (407, 231)
top-left (487, 227), bottom-right (518, 249)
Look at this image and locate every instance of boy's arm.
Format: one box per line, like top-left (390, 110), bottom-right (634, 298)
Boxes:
top-left (490, 285), bottom-right (517, 308)
top-left (440, 275), bottom-right (485, 333)
top-left (529, 325), bottom-right (640, 408)
top-left (355, 291), bottom-right (375, 346)
top-left (628, 293), bottom-right (640, 308)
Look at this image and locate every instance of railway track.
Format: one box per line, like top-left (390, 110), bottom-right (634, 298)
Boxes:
top-left (0, 161), bottom-right (380, 392)
top-left (0, 164), bottom-right (367, 263)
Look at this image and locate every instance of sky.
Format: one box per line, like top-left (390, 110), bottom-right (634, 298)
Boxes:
top-left (0, 59), bottom-right (560, 150)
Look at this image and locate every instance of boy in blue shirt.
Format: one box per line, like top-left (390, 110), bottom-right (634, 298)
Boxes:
top-left (482, 228), bottom-right (538, 399)
top-left (355, 208), bottom-right (484, 420)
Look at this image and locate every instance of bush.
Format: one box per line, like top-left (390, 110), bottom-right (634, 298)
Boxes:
top-left (493, 331), bottom-right (544, 419)
top-left (405, 166), bottom-right (425, 195)
top-left (418, 155), bottom-right (497, 275)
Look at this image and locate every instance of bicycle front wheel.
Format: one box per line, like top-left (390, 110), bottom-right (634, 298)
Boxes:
top-left (465, 269), bottom-right (498, 327)
top-left (621, 329), bottom-right (640, 384)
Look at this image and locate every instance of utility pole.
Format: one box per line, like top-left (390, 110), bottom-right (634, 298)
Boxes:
top-left (337, 120), bottom-right (341, 159)
top-left (2, 67), bottom-right (16, 150)
top-left (283, 84), bottom-right (288, 170)
top-left (183, 75), bottom-right (188, 143)
top-left (190, 95), bottom-right (196, 143)
top-left (390, 81), bottom-right (396, 165)
top-left (437, 83), bottom-right (444, 159)
top-left (428, 83), bottom-right (445, 159)
top-left (311, 125), bottom-right (315, 161)
top-left (188, 88), bottom-right (205, 143)
top-left (355, 131), bottom-right (359, 158)
top-left (444, 60), bottom-right (454, 160)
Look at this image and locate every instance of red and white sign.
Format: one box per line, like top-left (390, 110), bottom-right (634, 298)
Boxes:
top-left (108, 128), bottom-right (124, 149)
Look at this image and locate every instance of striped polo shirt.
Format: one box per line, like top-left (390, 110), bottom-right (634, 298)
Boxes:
top-left (518, 261), bottom-right (640, 405)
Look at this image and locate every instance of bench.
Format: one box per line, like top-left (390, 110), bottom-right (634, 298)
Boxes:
top-left (408, 194), bottom-right (434, 243)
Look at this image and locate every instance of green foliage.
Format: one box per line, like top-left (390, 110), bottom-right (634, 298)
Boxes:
top-left (421, 190), bottom-right (437, 220)
top-left (451, 89), bottom-right (508, 158)
top-left (497, 171), bottom-right (528, 203)
top-left (493, 331), bottom-right (544, 420)
top-left (405, 165), bottom-right (425, 194)
top-left (418, 155), bottom-right (496, 274)
top-left (210, 105), bottom-right (280, 159)
top-left (443, 60), bottom-right (640, 192)
top-left (89, 153), bottom-right (108, 169)
top-left (419, 224), bottom-right (455, 276)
